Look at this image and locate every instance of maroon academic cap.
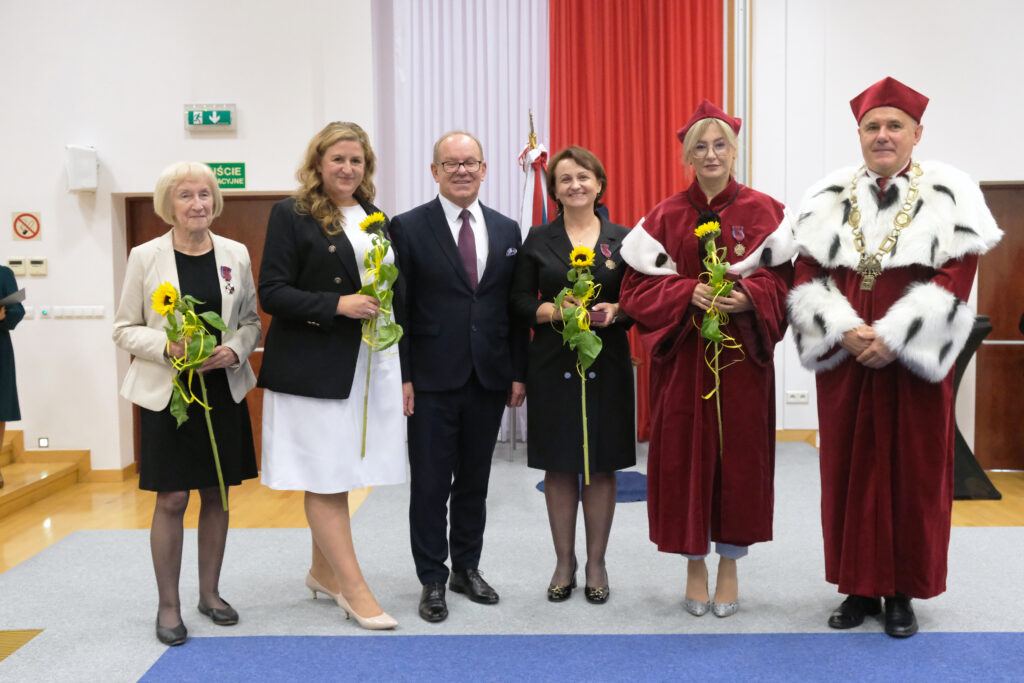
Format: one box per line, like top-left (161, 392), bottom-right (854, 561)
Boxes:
top-left (676, 99), bottom-right (742, 143)
top-left (850, 77), bottom-right (929, 123)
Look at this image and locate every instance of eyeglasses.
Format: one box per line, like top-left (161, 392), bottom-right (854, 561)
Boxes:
top-left (439, 159), bottom-right (482, 173)
top-left (692, 141), bottom-right (731, 158)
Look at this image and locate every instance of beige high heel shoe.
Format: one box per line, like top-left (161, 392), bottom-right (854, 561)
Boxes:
top-left (305, 573), bottom-right (398, 630)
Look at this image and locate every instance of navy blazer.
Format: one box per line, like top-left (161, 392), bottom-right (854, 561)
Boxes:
top-left (257, 196), bottom-right (406, 399)
top-left (390, 197), bottom-right (527, 393)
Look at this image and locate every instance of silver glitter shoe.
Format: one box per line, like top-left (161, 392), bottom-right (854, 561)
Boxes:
top-left (684, 597), bottom-right (711, 616)
top-left (711, 600), bottom-right (739, 618)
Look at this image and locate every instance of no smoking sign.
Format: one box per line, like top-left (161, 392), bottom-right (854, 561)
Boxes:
top-left (12, 212), bottom-right (41, 241)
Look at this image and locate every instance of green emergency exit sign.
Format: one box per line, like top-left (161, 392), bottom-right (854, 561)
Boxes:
top-left (188, 110), bottom-right (231, 126)
top-left (184, 103), bottom-right (238, 131)
top-left (207, 163), bottom-right (246, 188)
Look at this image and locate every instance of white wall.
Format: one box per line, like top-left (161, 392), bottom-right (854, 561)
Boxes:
top-left (0, 0), bottom-right (375, 469)
top-left (751, 0), bottom-right (1024, 435)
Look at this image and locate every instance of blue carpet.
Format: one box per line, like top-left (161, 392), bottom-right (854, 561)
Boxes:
top-left (141, 632), bottom-right (1024, 682)
top-left (535, 471), bottom-right (647, 502)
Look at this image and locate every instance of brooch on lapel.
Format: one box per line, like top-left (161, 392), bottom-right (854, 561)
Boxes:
top-left (731, 226), bottom-right (746, 257)
top-left (505, 247), bottom-right (518, 257)
top-left (221, 265), bottom-right (235, 294)
top-left (600, 243), bottom-right (616, 269)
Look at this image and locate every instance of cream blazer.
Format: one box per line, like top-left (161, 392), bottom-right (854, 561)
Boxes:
top-left (112, 230), bottom-right (261, 411)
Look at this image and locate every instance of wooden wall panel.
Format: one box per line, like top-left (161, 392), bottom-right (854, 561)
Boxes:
top-left (977, 183), bottom-right (1024, 470)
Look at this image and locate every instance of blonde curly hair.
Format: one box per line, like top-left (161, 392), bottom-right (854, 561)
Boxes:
top-left (295, 122), bottom-right (376, 235)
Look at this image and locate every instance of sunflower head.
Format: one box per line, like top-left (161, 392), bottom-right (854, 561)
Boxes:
top-left (151, 282), bottom-right (179, 316)
top-left (359, 211), bottom-right (386, 233)
top-left (694, 220), bottom-right (721, 239)
top-left (569, 245), bottom-right (595, 268)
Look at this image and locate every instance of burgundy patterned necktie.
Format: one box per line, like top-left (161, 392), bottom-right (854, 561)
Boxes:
top-left (458, 209), bottom-right (478, 287)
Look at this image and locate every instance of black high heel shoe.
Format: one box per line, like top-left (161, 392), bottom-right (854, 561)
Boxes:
top-left (584, 561), bottom-right (610, 604)
top-left (547, 558), bottom-right (578, 602)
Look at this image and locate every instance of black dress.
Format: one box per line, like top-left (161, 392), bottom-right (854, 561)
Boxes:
top-left (510, 215), bottom-right (636, 473)
top-left (138, 250), bottom-right (257, 492)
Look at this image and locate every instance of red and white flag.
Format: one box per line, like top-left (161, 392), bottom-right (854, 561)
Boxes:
top-left (518, 143), bottom-right (554, 240)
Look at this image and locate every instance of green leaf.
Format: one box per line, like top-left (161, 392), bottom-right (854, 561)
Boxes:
top-left (575, 332), bottom-right (603, 371)
top-left (562, 308), bottom-right (580, 333)
top-left (378, 265), bottom-right (399, 287)
top-left (165, 326), bottom-right (181, 342)
top-left (187, 334), bottom-right (217, 363)
top-left (701, 314), bottom-right (724, 343)
top-left (169, 381), bottom-right (190, 427)
top-left (358, 283), bottom-right (377, 297)
top-left (181, 295), bottom-right (205, 310)
top-left (714, 280), bottom-right (734, 297)
top-left (572, 279), bottom-right (591, 298)
top-left (375, 322), bottom-right (404, 350)
top-left (566, 268), bottom-right (578, 282)
top-left (198, 311), bottom-right (230, 332)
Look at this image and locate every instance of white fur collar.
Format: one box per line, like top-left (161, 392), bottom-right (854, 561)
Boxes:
top-left (795, 160), bottom-right (1002, 270)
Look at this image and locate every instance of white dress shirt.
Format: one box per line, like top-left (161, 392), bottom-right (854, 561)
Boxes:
top-left (438, 193), bottom-right (488, 279)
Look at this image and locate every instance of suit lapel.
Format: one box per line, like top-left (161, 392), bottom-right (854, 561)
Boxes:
top-left (542, 216), bottom-right (573, 265)
top-left (210, 234), bottom-right (234, 329)
top-left (427, 198), bottom-right (473, 289)
top-left (154, 231), bottom-right (180, 290)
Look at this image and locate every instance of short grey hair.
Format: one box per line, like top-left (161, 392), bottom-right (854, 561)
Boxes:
top-left (153, 162), bottom-right (223, 226)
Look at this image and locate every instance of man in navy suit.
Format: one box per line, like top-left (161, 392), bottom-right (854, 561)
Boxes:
top-left (390, 131), bottom-right (527, 623)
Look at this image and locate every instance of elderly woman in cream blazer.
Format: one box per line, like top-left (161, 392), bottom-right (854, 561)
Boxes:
top-left (113, 161), bottom-right (261, 646)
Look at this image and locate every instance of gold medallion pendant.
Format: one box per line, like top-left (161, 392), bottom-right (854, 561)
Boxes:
top-left (857, 254), bottom-right (882, 290)
top-left (846, 162), bottom-right (922, 292)
top-left (734, 244), bottom-right (746, 257)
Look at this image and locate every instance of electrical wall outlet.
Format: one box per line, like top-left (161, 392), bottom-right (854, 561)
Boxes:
top-left (785, 390), bottom-right (809, 404)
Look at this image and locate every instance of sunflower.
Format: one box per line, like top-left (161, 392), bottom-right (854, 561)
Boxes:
top-left (694, 220), bottom-right (721, 239)
top-left (569, 245), bottom-right (596, 268)
top-left (151, 282), bottom-right (178, 316)
top-left (359, 211), bottom-right (386, 233)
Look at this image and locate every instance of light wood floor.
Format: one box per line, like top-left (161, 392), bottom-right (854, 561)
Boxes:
top-left (1, 469), bottom-right (1022, 575)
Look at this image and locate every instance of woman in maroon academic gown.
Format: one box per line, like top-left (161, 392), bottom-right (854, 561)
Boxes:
top-left (619, 100), bottom-right (795, 617)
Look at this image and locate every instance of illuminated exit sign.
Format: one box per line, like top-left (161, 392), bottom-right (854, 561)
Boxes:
top-left (185, 104), bottom-right (237, 131)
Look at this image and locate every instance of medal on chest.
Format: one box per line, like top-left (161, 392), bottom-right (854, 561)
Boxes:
top-left (731, 225), bottom-right (746, 256)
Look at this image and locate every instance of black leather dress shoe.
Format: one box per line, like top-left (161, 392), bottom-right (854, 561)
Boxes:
top-left (419, 583), bottom-right (448, 622)
top-left (827, 594), bottom-right (882, 629)
top-left (449, 569), bottom-right (499, 604)
top-left (198, 598), bottom-right (239, 626)
top-left (884, 594), bottom-right (918, 638)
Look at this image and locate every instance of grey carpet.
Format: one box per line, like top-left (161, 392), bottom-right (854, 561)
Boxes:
top-left (2, 441), bottom-right (1022, 682)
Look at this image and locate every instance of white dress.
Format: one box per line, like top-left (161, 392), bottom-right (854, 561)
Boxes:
top-left (261, 205), bottom-right (407, 493)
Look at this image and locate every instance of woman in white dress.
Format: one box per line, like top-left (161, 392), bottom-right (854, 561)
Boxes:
top-left (257, 121), bottom-right (408, 630)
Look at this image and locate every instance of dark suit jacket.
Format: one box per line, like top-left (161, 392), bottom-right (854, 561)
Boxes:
top-left (390, 196), bottom-right (527, 393)
top-left (257, 196), bottom-right (406, 399)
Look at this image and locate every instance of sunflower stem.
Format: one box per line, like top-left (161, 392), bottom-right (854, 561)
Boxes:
top-left (199, 373), bottom-right (228, 511)
top-left (581, 374), bottom-right (590, 486)
top-left (361, 341), bottom-right (374, 459)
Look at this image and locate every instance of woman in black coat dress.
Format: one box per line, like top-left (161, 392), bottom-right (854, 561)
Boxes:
top-left (0, 265), bottom-right (25, 490)
top-left (510, 146), bottom-right (635, 604)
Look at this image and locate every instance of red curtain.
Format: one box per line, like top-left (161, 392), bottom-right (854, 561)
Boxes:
top-left (549, 0), bottom-right (724, 440)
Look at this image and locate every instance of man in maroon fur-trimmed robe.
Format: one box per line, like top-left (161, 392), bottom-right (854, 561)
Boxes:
top-left (788, 77), bottom-right (1002, 638)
